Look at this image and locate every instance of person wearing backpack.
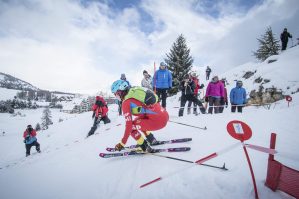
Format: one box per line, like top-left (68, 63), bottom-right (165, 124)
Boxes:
top-left (23, 124), bottom-right (40, 157)
top-left (87, 96), bottom-right (111, 137)
top-left (111, 80), bottom-right (169, 152)
top-left (153, 62), bottom-right (172, 109)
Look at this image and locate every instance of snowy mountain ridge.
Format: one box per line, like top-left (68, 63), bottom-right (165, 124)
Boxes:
top-left (0, 72), bottom-right (39, 91)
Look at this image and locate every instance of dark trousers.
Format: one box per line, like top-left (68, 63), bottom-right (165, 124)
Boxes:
top-left (208, 97), bottom-right (221, 114)
top-left (93, 116), bottom-right (111, 127)
top-left (156, 88), bottom-right (168, 108)
top-left (281, 42), bottom-right (288, 51)
top-left (179, 95), bottom-right (206, 116)
top-left (219, 98), bottom-right (227, 113)
top-left (118, 100), bottom-right (122, 115)
top-left (25, 141), bottom-right (40, 156)
top-left (231, 104), bottom-right (243, 113)
top-left (206, 73), bottom-right (211, 80)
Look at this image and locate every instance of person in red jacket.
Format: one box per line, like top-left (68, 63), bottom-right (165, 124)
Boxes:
top-left (111, 80), bottom-right (169, 152)
top-left (87, 96), bottom-right (111, 137)
top-left (187, 72), bottom-right (204, 115)
top-left (23, 125), bottom-right (40, 157)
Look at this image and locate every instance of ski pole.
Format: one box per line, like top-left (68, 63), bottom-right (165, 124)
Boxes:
top-left (150, 153), bottom-right (228, 171)
top-left (140, 142), bottom-right (240, 188)
top-left (169, 120), bottom-right (207, 130)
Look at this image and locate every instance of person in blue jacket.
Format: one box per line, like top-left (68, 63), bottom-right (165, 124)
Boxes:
top-left (230, 80), bottom-right (247, 113)
top-left (153, 62), bottom-right (172, 108)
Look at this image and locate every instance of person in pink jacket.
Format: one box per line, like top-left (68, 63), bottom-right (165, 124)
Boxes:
top-left (205, 76), bottom-right (224, 114)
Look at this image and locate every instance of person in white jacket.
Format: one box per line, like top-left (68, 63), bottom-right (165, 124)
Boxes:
top-left (141, 70), bottom-right (153, 90)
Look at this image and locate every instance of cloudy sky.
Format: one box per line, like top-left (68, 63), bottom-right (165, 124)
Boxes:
top-left (0, 0), bottom-right (298, 94)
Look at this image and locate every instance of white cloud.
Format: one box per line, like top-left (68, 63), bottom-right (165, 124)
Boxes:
top-left (0, 0), bottom-right (298, 94)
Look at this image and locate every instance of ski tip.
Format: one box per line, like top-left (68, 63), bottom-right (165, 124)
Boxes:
top-left (106, 147), bottom-right (112, 152)
top-left (204, 126), bottom-right (207, 130)
top-left (99, 153), bottom-right (105, 157)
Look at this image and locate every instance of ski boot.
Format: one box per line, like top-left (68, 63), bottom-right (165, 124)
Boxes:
top-left (146, 133), bottom-right (158, 145)
top-left (139, 140), bottom-right (153, 153)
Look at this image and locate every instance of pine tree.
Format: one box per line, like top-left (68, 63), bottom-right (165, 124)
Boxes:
top-left (35, 123), bottom-right (41, 131)
top-left (165, 34), bottom-right (194, 95)
top-left (41, 108), bottom-right (53, 130)
top-left (253, 27), bottom-right (280, 61)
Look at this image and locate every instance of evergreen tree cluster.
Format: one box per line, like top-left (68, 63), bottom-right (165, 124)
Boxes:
top-left (41, 108), bottom-right (53, 130)
top-left (165, 34), bottom-right (194, 95)
top-left (253, 27), bottom-right (280, 61)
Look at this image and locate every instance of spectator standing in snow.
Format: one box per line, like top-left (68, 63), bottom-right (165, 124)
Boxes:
top-left (153, 62), bottom-right (172, 109)
top-left (187, 72), bottom-right (205, 115)
top-left (23, 125), bottom-right (40, 157)
top-left (206, 66), bottom-right (212, 80)
top-left (230, 80), bottom-right (247, 113)
top-left (280, 28), bottom-right (292, 51)
top-left (178, 74), bottom-right (206, 117)
top-left (111, 79), bottom-right (168, 152)
top-left (118, 74), bottom-right (131, 115)
top-left (205, 76), bottom-right (224, 114)
top-left (141, 70), bottom-right (153, 90)
top-left (219, 79), bottom-right (228, 113)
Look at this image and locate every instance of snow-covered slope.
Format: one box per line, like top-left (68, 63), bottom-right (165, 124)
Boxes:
top-left (221, 46), bottom-right (299, 96)
top-left (1, 47), bottom-right (299, 199)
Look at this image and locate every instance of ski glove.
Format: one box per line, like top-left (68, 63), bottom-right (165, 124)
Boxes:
top-left (115, 143), bottom-right (124, 151)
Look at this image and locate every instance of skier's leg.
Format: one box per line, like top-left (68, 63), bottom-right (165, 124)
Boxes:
top-left (25, 144), bottom-right (31, 156)
top-left (34, 141), bottom-right (41, 152)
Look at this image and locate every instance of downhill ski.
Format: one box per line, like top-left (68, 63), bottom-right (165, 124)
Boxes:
top-left (106, 138), bottom-right (192, 152)
top-left (99, 147), bottom-right (191, 158)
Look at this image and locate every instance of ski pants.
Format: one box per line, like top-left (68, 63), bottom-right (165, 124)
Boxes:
top-left (156, 88), bottom-right (168, 108)
top-left (231, 104), bottom-right (243, 113)
top-left (25, 141), bottom-right (40, 156)
top-left (281, 41), bottom-right (288, 51)
top-left (208, 96), bottom-right (221, 114)
top-left (179, 94), bottom-right (206, 116)
top-left (129, 106), bottom-right (169, 141)
top-left (93, 116), bottom-right (111, 127)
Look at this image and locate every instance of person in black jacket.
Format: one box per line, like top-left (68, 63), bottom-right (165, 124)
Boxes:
top-left (280, 28), bottom-right (292, 51)
top-left (178, 74), bottom-right (206, 117)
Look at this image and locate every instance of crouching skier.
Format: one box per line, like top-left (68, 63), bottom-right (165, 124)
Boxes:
top-left (23, 125), bottom-right (40, 157)
top-left (87, 96), bottom-right (111, 137)
top-left (111, 80), bottom-right (169, 152)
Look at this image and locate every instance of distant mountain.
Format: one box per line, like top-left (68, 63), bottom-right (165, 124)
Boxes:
top-left (0, 72), bottom-right (40, 91)
top-left (0, 72), bottom-right (78, 96)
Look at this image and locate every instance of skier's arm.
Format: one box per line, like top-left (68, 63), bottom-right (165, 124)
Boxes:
top-left (120, 100), bottom-right (133, 145)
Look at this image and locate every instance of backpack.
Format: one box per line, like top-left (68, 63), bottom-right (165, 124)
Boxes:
top-left (124, 86), bottom-right (158, 106)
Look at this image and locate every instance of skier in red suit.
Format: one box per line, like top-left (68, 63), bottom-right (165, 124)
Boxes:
top-left (111, 80), bottom-right (169, 152)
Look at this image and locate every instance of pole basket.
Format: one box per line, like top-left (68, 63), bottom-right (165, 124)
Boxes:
top-left (265, 133), bottom-right (299, 198)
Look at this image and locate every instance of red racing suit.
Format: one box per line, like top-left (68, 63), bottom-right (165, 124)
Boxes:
top-left (120, 98), bottom-right (169, 145)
